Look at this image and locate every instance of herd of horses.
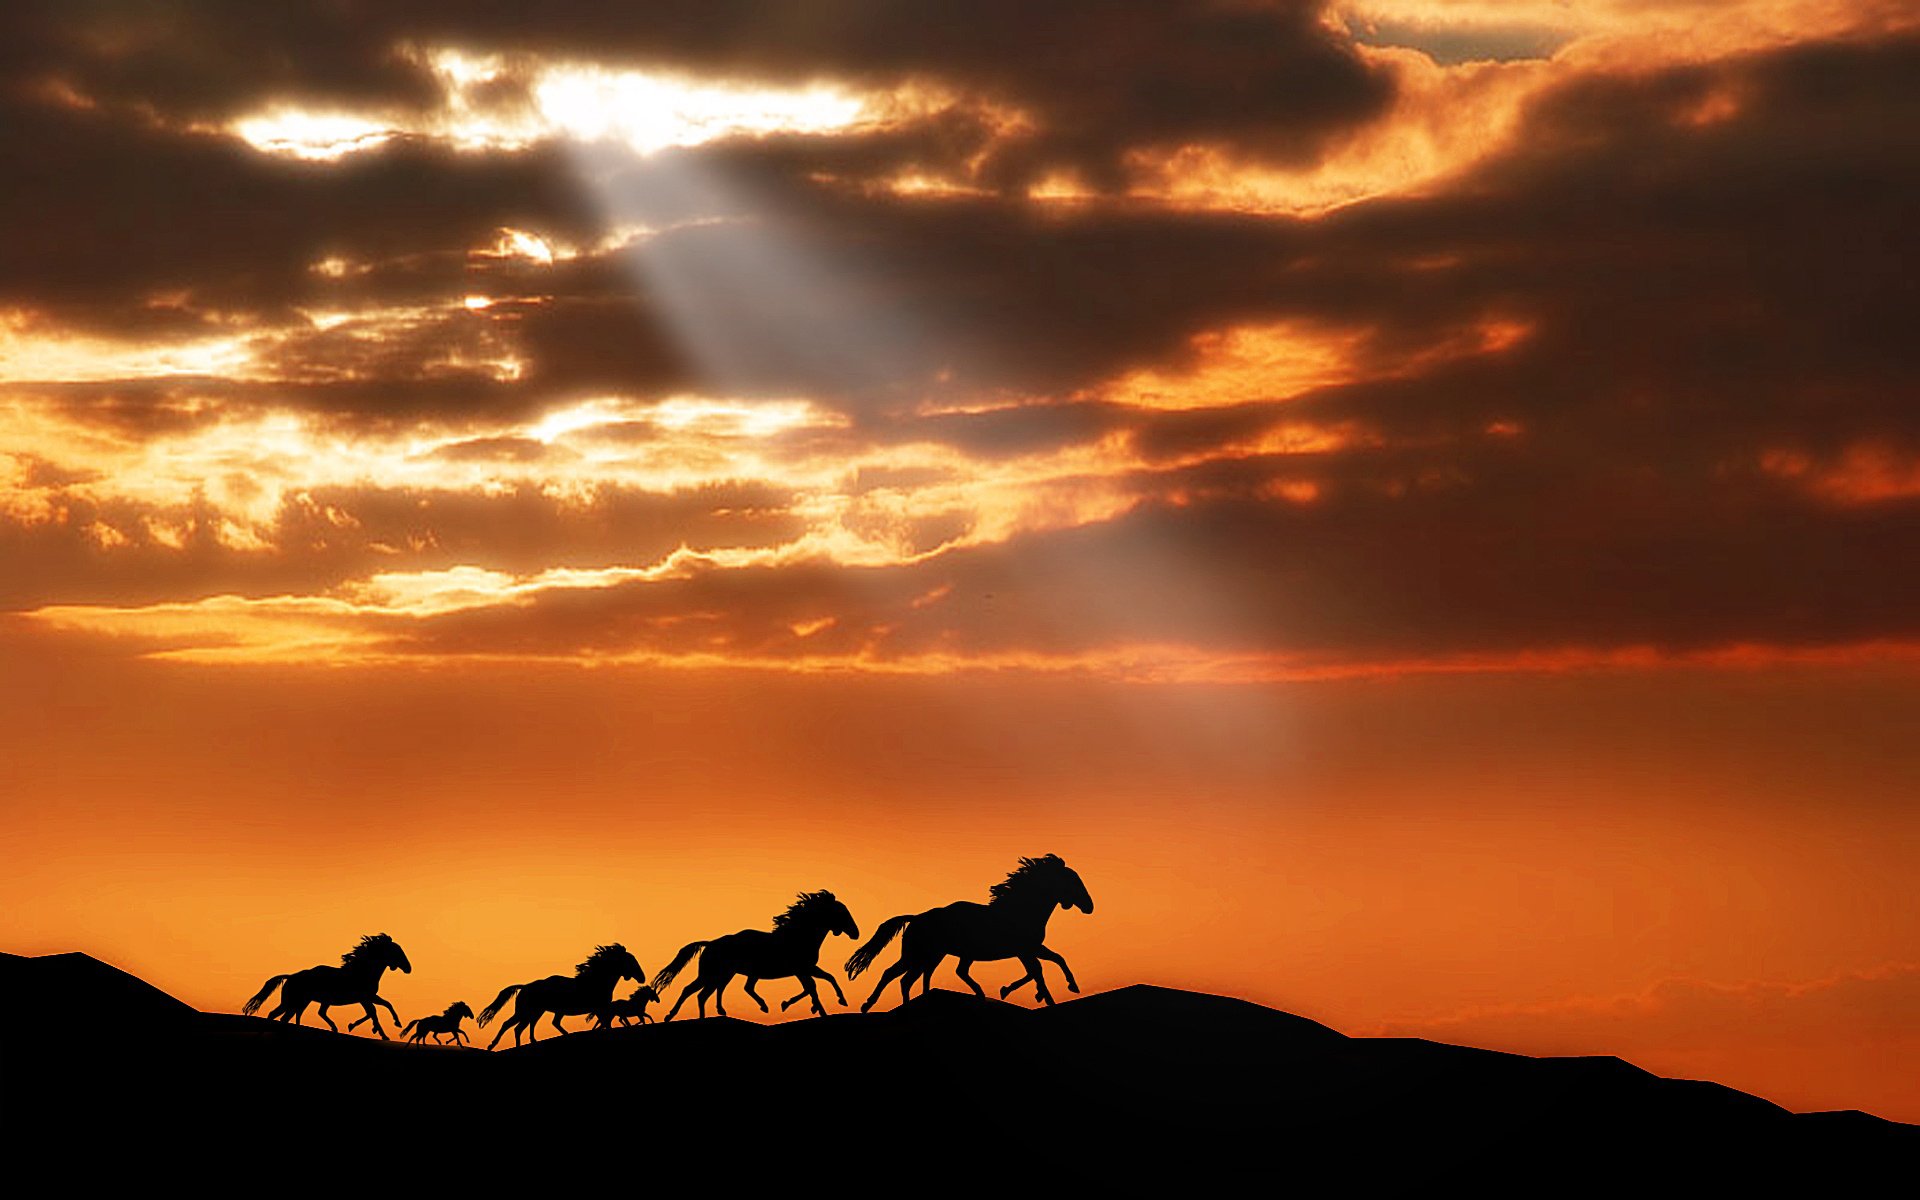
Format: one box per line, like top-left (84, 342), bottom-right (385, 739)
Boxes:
top-left (239, 854), bottom-right (1095, 1050)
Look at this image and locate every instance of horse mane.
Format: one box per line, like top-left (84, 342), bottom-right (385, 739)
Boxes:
top-left (988, 855), bottom-right (1067, 904)
top-left (340, 933), bottom-right (395, 966)
top-left (441, 1001), bottom-right (472, 1019)
top-left (576, 943), bottom-right (631, 977)
top-left (773, 890), bottom-right (838, 929)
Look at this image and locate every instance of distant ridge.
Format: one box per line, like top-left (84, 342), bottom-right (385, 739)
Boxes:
top-left (4, 951), bottom-right (1911, 1182)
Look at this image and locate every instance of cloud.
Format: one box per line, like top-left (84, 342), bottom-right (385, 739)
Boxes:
top-left (3, 11), bottom-right (1919, 680)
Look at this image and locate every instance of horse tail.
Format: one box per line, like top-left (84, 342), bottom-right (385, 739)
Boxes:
top-left (400, 1017), bottom-right (421, 1038)
top-left (845, 914), bottom-right (912, 978)
top-left (241, 973), bottom-right (291, 1016)
top-left (478, 984), bottom-right (522, 1027)
top-left (651, 941), bottom-right (708, 992)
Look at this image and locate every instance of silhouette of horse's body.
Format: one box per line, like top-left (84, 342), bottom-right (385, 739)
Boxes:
top-left (479, 945), bottom-right (644, 1050)
top-left (654, 891), bottom-right (859, 1020)
top-left (846, 855), bottom-right (1092, 1011)
top-left (240, 933), bottom-right (412, 1038)
top-left (589, 984), bottom-right (660, 1028)
top-left (401, 1001), bottom-right (475, 1045)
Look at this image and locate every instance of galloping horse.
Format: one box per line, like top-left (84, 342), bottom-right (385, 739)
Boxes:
top-left (479, 944), bottom-right (645, 1049)
top-left (589, 984), bottom-right (660, 1029)
top-left (845, 854), bottom-right (1093, 1011)
top-left (653, 890), bottom-right (859, 1020)
top-left (401, 1001), bottom-right (475, 1045)
top-left (240, 933), bottom-right (413, 1038)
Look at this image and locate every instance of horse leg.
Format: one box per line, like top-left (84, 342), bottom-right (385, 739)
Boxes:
top-left (812, 966), bottom-right (848, 1006)
top-left (911, 953), bottom-right (944, 999)
top-left (1018, 954), bottom-right (1056, 1005)
top-left (1036, 945), bottom-right (1080, 994)
top-left (316, 1004), bottom-right (339, 1033)
top-left (999, 972), bottom-right (1033, 999)
top-left (711, 978), bottom-right (729, 1018)
top-left (742, 978), bottom-right (769, 1013)
top-left (955, 959), bottom-right (987, 1000)
top-left (860, 960), bottom-right (908, 1013)
top-left (361, 1001), bottom-right (389, 1039)
top-left (487, 1018), bottom-right (511, 1051)
top-left (797, 973), bottom-right (826, 1017)
top-left (664, 981), bottom-right (699, 1022)
top-left (550, 1012), bottom-right (567, 1036)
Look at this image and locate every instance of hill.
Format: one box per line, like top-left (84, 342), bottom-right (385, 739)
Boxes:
top-left (3, 953), bottom-right (1910, 1185)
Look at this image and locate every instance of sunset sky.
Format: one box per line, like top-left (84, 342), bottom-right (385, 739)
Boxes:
top-left (2, 1), bottom-right (1916, 1121)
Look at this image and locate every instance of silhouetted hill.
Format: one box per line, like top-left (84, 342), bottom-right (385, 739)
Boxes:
top-left (4, 953), bottom-right (1911, 1185)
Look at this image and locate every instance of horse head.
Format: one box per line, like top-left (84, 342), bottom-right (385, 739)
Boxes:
top-left (1028, 855), bottom-right (1093, 914)
top-left (628, 984), bottom-right (660, 1006)
top-left (1057, 863), bottom-right (1094, 915)
top-left (618, 948), bottom-right (645, 982)
top-left (449, 1001), bottom-right (475, 1022)
top-left (349, 932), bottom-right (412, 974)
top-left (826, 894), bottom-right (860, 940)
top-left (575, 943), bottom-right (643, 983)
top-left (776, 890), bottom-right (860, 940)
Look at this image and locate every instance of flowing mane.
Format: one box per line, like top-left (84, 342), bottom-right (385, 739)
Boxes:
top-left (340, 933), bottom-right (395, 966)
top-left (773, 890), bottom-right (840, 929)
top-left (440, 1001), bottom-right (473, 1020)
top-left (575, 944), bottom-right (631, 977)
top-left (988, 855), bottom-right (1067, 905)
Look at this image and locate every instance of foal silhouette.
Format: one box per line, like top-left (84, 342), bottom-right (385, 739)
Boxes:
top-left (240, 933), bottom-right (412, 1038)
top-left (589, 984), bottom-right (660, 1029)
top-left (653, 890), bottom-right (859, 1020)
top-left (846, 854), bottom-right (1092, 1011)
top-left (401, 1001), bottom-right (475, 1045)
top-left (479, 944), bottom-right (644, 1050)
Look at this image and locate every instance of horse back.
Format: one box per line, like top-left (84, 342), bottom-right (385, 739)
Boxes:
top-left (908, 901), bottom-right (1042, 961)
top-left (703, 928), bottom-right (815, 977)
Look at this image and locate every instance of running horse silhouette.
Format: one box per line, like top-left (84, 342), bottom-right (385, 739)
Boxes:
top-left (401, 1001), bottom-right (475, 1045)
top-left (589, 984), bottom-right (660, 1029)
top-left (478, 944), bottom-right (645, 1050)
top-left (653, 890), bottom-right (859, 1020)
top-left (846, 854), bottom-right (1093, 1011)
top-left (239, 933), bottom-right (413, 1038)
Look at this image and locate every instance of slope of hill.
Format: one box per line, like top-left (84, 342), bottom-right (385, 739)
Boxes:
top-left (3, 953), bottom-right (1910, 1184)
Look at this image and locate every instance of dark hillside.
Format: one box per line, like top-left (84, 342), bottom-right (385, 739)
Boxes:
top-left (4, 953), bottom-right (1910, 1185)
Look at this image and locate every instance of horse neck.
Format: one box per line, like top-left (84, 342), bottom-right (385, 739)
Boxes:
top-left (343, 957), bottom-right (388, 988)
top-left (991, 888), bottom-right (1058, 934)
top-left (777, 918), bottom-right (832, 959)
top-left (580, 968), bottom-right (623, 1000)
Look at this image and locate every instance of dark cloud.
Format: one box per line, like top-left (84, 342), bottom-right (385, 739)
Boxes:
top-left (6, 18), bottom-right (1920, 667)
top-left (0, 89), bottom-right (596, 328)
top-left (0, 479), bottom-right (805, 609)
top-left (3, 1), bottom-right (1391, 189)
top-left (360, 467), bottom-right (1920, 665)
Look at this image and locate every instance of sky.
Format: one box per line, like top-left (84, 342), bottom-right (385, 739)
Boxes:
top-left (1, 0), bottom-right (1916, 1121)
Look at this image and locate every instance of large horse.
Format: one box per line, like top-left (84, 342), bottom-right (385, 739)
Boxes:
top-left (653, 890), bottom-right (859, 1021)
top-left (479, 944), bottom-right (645, 1050)
top-left (240, 933), bottom-right (413, 1038)
top-left (845, 854), bottom-right (1093, 1011)
top-left (401, 1001), bottom-right (475, 1045)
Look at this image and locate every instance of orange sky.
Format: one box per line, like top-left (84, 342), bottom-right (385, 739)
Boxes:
top-left (2, 0), bottom-right (1917, 1124)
